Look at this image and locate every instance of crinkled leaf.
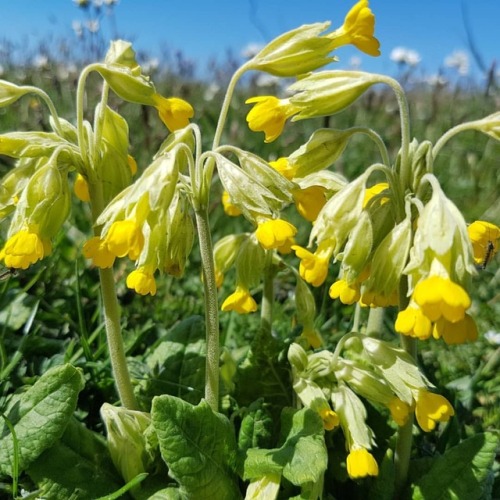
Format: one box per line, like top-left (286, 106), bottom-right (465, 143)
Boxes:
top-left (27, 418), bottom-right (122, 499)
top-left (138, 315), bottom-right (205, 406)
top-left (0, 363), bottom-right (85, 476)
top-left (238, 399), bottom-right (274, 452)
top-left (411, 432), bottom-right (499, 500)
top-left (244, 408), bottom-right (327, 487)
top-left (151, 395), bottom-right (241, 500)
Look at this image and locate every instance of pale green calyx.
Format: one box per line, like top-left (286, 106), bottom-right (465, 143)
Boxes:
top-left (0, 80), bottom-right (31, 107)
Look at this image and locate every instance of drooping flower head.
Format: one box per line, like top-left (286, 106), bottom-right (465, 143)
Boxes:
top-left (467, 220), bottom-right (500, 269)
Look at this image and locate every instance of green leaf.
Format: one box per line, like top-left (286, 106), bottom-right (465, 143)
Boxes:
top-left (411, 432), bottom-right (499, 500)
top-left (238, 399), bottom-right (274, 452)
top-left (151, 395), bottom-right (241, 500)
top-left (27, 418), bottom-right (123, 500)
top-left (244, 408), bottom-right (327, 487)
top-left (138, 316), bottom-right (206, 406)
top-left (0, 363), bottom-right (85, 476)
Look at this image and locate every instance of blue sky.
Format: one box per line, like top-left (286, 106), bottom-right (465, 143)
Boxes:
top-left (0, 0), bottom-right (498, 81)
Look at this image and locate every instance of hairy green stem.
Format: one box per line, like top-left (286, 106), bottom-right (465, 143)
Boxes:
top-left (260, 250), bottom-right (275, 338)
top-left (365, 307), bottom-right (385, 337)
top-left (195, 208), bottom-right (220, 412)
top-left (23, 86), bottom-right (64, 136)
top-left (432, 121), bottom-right (481, 159)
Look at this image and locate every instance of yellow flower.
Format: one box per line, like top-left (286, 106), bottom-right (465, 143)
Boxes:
top-left (415, 390), bottom-right (454, 432)
top-left (268, 157), bottom-right (297, 180)
top-left (127, 154), bottom-right (138, 175)
top-left (319, 408), bottom-right (339, 431)
top-left (388, 398), bottom-right (411, 426)
top-left (467, 220), bottom-right (499, 268)
top-left (328, 0), bottom-right (380, 57)
top-left (413, 275), bottom-right (470, 323)
top-left (346, 448), bottom-right (379, 479)
top-left (395, 305), bottom-right (433, 340)
top-left (83, 236), bottom-right (116, 268)
top-left (221, 191), bottom-right (242, 217)
top-left (255, 219), bottom-right (297, 250)
top-left (362, 182), bottom-right (389, 208)
top-left (105, 219), bottom-right (145, 260)
top-left (433, 314), bottom-right (478, 345)
top-left (245, 96), bottom-right (299, 143)
top-left (214, 268), bottom-right (224, 288)
top-left (329, 278), bottom-right (360, 305)
top-left (126, 266), bottom-right (157, 296)
top-left (293, 186), bottom-right (327, 222)
top-left (0, 229), bottom-right (51, 269)
top-left (292, 244), bottom-right (332, 287)
top-left (221, 286), bottom-right (258, 314)
top-left (300, 327), bottom-right (323, 349)
top-left (74, 173), bottom-right (90, 202)
top-left (152, 94), bottom-right (194, 132)
top-left (360, 290), bottom-right (399, 308)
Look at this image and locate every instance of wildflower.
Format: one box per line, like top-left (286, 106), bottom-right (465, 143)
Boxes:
top-left (74, 173), bottom-right (90, 202)
top-left (255, 218), bottom-right (297, 250)
top-left (329, 278), bottom-right (360, 305)
top-left (327, 0), bottom-right (380, 57)
top-left (319, 408), bottom-right (339, 431)
top-left (83, 236), bottom-right (116, 268)
top-left (105, 219), bottom-right (145, 260)
top-left (293, 243), bottom-right (333, 287)
top-left (388, 398), bottom-right (411, 426)
top-left (221, 286), bottom-right (258, 314)
top-left (415, 390), bottom-right (454, 432)
top-left (395, 304), bottom-right (433, 340)
top-left (432, 314), bottom-right (478, 345)
top-left (300, 327), bottom-right (323, 349)
top-left (413, 275), bottom-right (470, 323)
top-left (268, 157), bottom-right (297, 180)
top-left (127, 155), bottom-right (138, 175)
top-left (346, 448), bottom-right (379, 479)
top-left (126, 266), bottom-right (157, 296)
top-left (152, 95), bottom-right (194, 132)
top-left (221, 191), bottom-right (242, 217)
top-left (293, 185), bottom-right (327, 222)
top-left (0, 229), bottom-right (51, 269)
top-left (467, 220), bottom-right (500, 268)
top-left (245, 96), bottom-right (299, 143)
top-left (362, 182), bottom-right (389, 208)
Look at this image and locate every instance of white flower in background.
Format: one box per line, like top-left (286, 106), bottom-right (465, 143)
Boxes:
top-left (33, 54), bottom-right (48, 68)
top-left (255, 73), bottom-right (280, 87)
top-left (484, 330), bottom-right (500, 346)
top-left (142, 58), bottom-right (160, 74)
top-left (85, 19), bottom-right (100, 33)
top-left (425, 74), bottom-right (448, 86)
top-left (72, 20), bottom-right (83, 37)
top-left (241, 42), bottom-right (265, 59)
top-left (349, 56), bottom-right (362, 70)
top-left (390, 47), bottom-right (421, 67)
top-left (204, 83), bottom-right (221, 101)
top-left (103, 0), bottom-right (118, 5)
top-left (444, 50), bottom-right (469, 76)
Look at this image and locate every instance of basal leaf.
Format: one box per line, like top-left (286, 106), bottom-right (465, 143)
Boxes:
top-left (27, 418), bottom-right (122, 500)
top-left (412, 432), bottom-right (499, 500)
top-left (151, 395), bottom-right (241, 500)
top-left (244, 407), bottom-right (327, 487)
top-left (237, 399), bottom-right (274, 453)
top-left (0, 363), bottom-right (85, 477)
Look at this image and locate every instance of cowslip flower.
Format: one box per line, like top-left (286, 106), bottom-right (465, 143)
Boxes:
top-left (329, 278), bottom-right (360, 305)
top-left (432, 314), bottom-right (478, 345)
top-left (74, 173), bottom-right (90, 202)
top-left (346, 448), bottom-right (379, 479)
top-left (467, 220), bottom-right (500, 268)
top-left (362, 182), bottom-right (389, 208)
top-left (83, 236), bottom-right (116, 268)
top-left (395, 304), bottom-right (433, 340)
top-left (292, 185), bottom-right (327, 222)
top-left (415, 390), bottom-right (454, 432)
top-left (105, 219), bottom-right (145, 260)
top-left (327, 0), bottom-right (380, 57)
top-left (319, 408), bottom-right (340, 431)
top-left (245, 96), bottom-right (299, 143)
top-left (126, 266), bottom-right (157, 296)
top-left (388, 398), bottom-right (411, 427)
top-left (268, 157), bottom-right (297, 180)
top-left (293, 242), bottom-right (333, 287)
top-left (0, 229), bottom-right (51, 269)
top-left (255, 218), bottom-right (297, 250)
top-left (221, 190), bottom-right (242, 217)
top-left (152, 94), bottom-right (194, 132)
top-left (221, 286), bottom-right (258, 314)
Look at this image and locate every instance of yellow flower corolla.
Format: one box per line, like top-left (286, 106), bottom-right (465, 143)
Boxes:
top-left (413, 275), bottom-right (471, 323)
top-left (319, 408), bottom-right (340, 431)
top-left (467, 220), bottom-right (500, 268)
top-left (293, 186), bottom-right (327, 222)
top-left (214, 268), bottom-right (224, 288)
top-left (328, 0), bottom-right (380, 57)
top-left (221, 190), bottom-right (242, 217)
top-left (360, 290), bottom-right (399, 308)
top-left (388, 398), bottom-right (411, 426)
top-left (255, 219), bottom-right (297, 250)
top-left (127, 155), bottom-right (138, 175)
top-left (126, 266), bottom-right (157, 296)
top-left (105, 219), bottom-right (145, 260)
top-left (415, 390), bottom-right (454, 432)
top-left (268, 157), bottom-right (297, 180)
top-left (432, 314), bottom-right (478, 345)
top-left (292, 243), bottom-right (332, 287)
top-left (221, 286), bottom-right (258, 314)
top-left (152, 94), bottom-right (194, 132)
top-left (362, 182), bottom-right (389, 208)
top-left (329, 279), bottom-right (360, 305)
top-left (83, 236), bottom-right (116, 268)
top-left (0, 229), bottom-right (51, 269)
top-left (74, 173), bottom-right (91, 202)
top-left (395, 305), bottom-right (433, 340)
top-left (245, 96), bottom-right (299, 143)
top-left (300, 327), bottom-right (323, 349)
top-left (346, 448), bottom-right (379, 479)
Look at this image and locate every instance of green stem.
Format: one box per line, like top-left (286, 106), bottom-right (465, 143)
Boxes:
top-left (365, 307), bottom-right (385, 337)
top-left (23, 85), bottom-right (64, 136)
top-left (432, 121), bottom-right (481, 159)
top-left (260, 250), bottom-right (275, 338)
top-left (349, 126), bottom-right (391, 167)
top-left (194, 208), bottom-right (220, 412)
top-left (394, 277), bottom-right (415, 496)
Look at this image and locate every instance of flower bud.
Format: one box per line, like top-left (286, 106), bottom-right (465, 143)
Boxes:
top-left (213, 233), bottom-right (248, 280)
top-left (235, 233), bottom-right (266, 290)
top-left (0, 80), bottom-right (30, 107)
top-left (104, 40), bottom-right (141, 74)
